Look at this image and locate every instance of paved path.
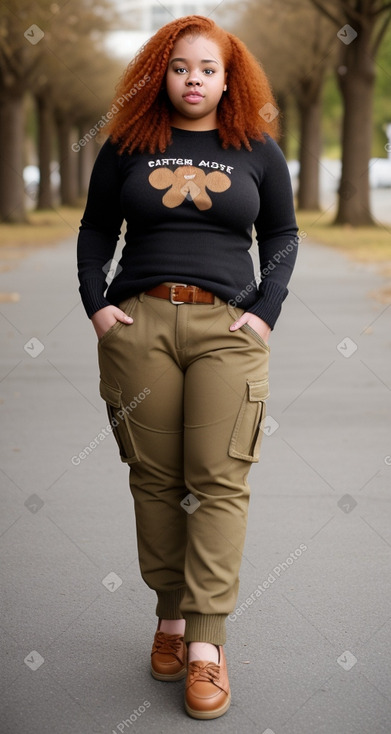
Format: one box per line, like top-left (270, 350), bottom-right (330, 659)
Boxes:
top-left (0, 234), bottom-right (390, 734)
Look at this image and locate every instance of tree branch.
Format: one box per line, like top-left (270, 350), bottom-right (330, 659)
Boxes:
top-left (308, 0), bottom-right (342, 26)
top-left (371, 8), bottom-right (391, 53)
top-left (340, 0), bottom-right (366, 24)
top-left (0, 40), bottom-right (25, 81)
top-left (362, 0), bottom-right (373, 16)
top-left (372, 1), bottom-right (391, 14)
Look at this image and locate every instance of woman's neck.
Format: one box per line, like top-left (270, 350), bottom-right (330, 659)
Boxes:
top-left (169, 111), bottom-right (218, 131)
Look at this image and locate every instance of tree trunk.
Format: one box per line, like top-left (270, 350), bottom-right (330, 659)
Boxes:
top-left (275, 94), bottom-right (288, 157)
top-left (297, 81), bottom-right (322, 210)
top-left (334, 21), bottom-right (375, 225)
top-left (56, 113), bottom-right (78, 206)
top-left (0, 93), bottom-right (27, 222)
top-left (36, 93), bottom-right (53, 210)
top-left (77, 121), bottom-right (97, 198)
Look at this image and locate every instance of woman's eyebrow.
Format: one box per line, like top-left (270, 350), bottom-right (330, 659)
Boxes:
top-left (169, 57), bottom-right (219, 64)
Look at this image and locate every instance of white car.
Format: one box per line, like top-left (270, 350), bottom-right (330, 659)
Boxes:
top-left (287, 157), bottom-right (391, 191)
top-left (369, 158), bottom-right (391, 188)
top-left (23, 164), bottom-right (61, 204)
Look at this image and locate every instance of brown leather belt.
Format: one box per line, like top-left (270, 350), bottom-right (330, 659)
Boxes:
top-left (145, 283), bottom-right (215, 304)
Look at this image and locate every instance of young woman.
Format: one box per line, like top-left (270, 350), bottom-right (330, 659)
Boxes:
top-left (77, 14), bottom-right (298, 720)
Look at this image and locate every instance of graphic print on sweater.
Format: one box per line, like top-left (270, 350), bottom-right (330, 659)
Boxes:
top-left (148, 165), bottom-right (231, 210)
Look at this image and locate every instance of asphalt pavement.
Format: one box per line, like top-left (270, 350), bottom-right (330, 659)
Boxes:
top-left (0, 229), bottom-right (391, 734)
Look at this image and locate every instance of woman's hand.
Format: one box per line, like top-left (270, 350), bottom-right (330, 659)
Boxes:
top-left (91, 305), bottom-right (133, 340)
top-left (229, 312), bottom-right (271, 343)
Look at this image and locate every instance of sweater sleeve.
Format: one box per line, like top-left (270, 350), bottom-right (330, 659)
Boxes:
top-left (247, 136), bottom-right (299, 329)
top-left (76, 138), bottom-right (124, 318)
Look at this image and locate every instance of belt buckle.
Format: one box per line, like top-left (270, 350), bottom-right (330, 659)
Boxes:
top-left (170, 283), bottom-right (187, 304)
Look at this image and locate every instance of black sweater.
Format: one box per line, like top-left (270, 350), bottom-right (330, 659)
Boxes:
top-left (77, 128), bottom-right (298, 329)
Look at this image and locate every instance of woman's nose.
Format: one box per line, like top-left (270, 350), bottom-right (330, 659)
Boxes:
top-left (186, 75), bottom-right (202, 86)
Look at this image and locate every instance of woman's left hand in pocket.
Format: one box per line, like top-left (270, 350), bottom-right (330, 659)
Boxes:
top-left (229, 312), bottom-right (271, 343)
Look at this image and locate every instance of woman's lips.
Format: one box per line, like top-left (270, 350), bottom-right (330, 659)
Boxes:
top-left (183, 93), bottom-right (204, 104)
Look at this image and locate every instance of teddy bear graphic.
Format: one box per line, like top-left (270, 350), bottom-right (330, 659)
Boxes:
top-left (148, 165), bottom-right (231, 210)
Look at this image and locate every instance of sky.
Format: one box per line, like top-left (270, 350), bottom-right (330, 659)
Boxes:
top-left (105, 30), bottom-right (151, 59)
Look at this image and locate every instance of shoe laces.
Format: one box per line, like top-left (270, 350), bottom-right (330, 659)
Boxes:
top-left (188, 660), bottom-right (220, 686)
top-left (154, 631), bottom-right (183, 655)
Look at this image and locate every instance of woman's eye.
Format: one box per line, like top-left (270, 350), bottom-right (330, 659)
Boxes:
top-left (173, 67), bottom-right (214, 75)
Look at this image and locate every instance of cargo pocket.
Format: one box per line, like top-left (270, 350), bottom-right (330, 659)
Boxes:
top-left (228, 378), bottom-right (270, 462)
top-left (99, 380), bottom-right (140, 464)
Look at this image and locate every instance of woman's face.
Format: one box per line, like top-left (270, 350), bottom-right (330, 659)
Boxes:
top-left (165, 34), bottom-right (227, 129)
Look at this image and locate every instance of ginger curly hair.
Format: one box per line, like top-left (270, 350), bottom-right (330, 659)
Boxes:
top-left (105, 15), bottom-right (279, 154)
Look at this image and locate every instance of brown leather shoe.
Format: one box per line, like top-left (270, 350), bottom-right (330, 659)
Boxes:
top-left (151, 624), bottom-right (187, 681)
top-left (185, 646), bottom-right (231, 719)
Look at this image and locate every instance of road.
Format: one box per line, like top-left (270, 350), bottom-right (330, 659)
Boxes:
top-left (0, 230), bottom-right (390, 733)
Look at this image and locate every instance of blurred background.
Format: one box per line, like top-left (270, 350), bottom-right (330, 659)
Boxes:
top-left (0, 0), bottom-right (391, 277)
top-left (1, 6), bottom-right (391, 733)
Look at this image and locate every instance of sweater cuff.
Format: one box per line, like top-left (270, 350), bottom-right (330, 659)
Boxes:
top-left (79, 278), bottom-right (111, 319)
top-left (246, 279), bottom-right (289, 330)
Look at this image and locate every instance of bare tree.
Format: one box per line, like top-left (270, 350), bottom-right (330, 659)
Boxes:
top-left (309, 0), bottom-right (391, 225)
top-left (74, 53), bottom-right (125, 199)
top-left (0, 0), bottom-right (121, 218)
top-left (294, 10), bottom-right (336, 211)
top-left (34, 0), bottom-right (121, 207)
top-left (35, 78), bottom-right (54, 209)
top-left (0, 1), bottom-right (45, 221)
top-left (235, 0), bottom-right (336, 211)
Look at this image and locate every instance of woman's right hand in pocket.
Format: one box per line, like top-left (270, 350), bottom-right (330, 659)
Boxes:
top-left (91, 305), bottom-right (133, 340)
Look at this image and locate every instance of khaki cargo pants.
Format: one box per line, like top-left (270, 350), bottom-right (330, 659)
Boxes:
top-left (97, 287), bottom-right (270, 645)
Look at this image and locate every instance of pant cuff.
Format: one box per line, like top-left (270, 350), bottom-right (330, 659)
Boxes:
top-left (155, 588), bottom-right (186, 619)
top-left (183, 613), bottom-right (226, 645)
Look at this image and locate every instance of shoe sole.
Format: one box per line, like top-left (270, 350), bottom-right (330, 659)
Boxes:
top-left (151, 665), bottom-right (187, 681)
top-left (185, 691), bottom-right (231, 720)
